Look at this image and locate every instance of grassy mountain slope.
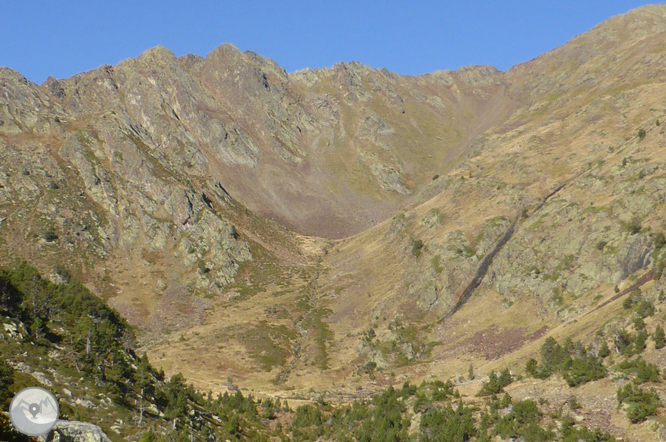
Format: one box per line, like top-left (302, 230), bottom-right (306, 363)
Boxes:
top-left (145, 6), bottom-right (666, 440)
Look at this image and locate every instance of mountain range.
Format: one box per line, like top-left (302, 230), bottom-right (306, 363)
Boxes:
top-left (3, 4), bottom-right (666, 441)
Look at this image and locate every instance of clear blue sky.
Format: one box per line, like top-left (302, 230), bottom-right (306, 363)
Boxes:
top-left (0, 1), bottom-right (657, 84)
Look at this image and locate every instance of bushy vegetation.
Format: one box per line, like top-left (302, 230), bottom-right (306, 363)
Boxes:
top-left (0, 413), bottom-right (38, 442)
top-left (562, 355), bottom-right (607, 387)
top-left (290, 384), bottom-right (413, 441)
top-left (617, 384), bottom-right (662, 423)
top-left (411, 238), bottom-right (425, 257)
top-left (525, 337), bottom-right (606, 386)
top-left (614, 326), bottom-right (652, 357)
top-left (623, 216), bottom-right (642, 235)
top-left (0, 263), bottom-right (275, 441)
top-left (477, 368), bottom-right (513, 396)
top-left (420, 401), bottom-right (476, 442)
top-left (0, 360), bottom-right (39, 442)
top-left (287, 382), bottom-right (618, 442)
top-left (616, 357), bottom-right (661, 384)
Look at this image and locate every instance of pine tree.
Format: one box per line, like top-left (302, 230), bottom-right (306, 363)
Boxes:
top-left (653, 324), bottom-right (666, 349)
top-left (525, 358), bottom-right (538, 377)
top-left (635, 331), bottom-right (648, 354)
top-left (468, 363), bottom-right (475, 380)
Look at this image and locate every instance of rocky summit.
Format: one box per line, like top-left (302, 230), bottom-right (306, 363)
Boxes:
top-left (4, 4), bottom-right (666, 441)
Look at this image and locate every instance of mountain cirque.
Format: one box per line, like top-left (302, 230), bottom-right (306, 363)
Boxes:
top-left (4, 4), bottom-right (666, 440)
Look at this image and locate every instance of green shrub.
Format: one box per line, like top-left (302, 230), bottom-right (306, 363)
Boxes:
top-left (636, 300), bottom-right (655, 318)
top-left (432, 174), bottom-right (439, 180)
top-left (636, 360), bottom-right (660, 384)
top-left (625, 217), bottom-right (642, 235)
top-left (559, 415), bottom-right (618, 441)
top-left (139, 429), bottom-right (158, 442)
top-left (43, 228), bottom-right (58, 242)
top-left (596, 240), bottom-right (607, 251)
top-left (528, 337), bottom-right (608, 387)
top-left (364, 361), bottom-right (377, 373)
top-left (411, 238), bottom-right (424, 257)
top-left (638, 128), bottom-right (646, 140)
top-left (197, 260), bottom-right (210, 274)
top-left (623, 289), bottom-right (645, 311)
top-left (495, 399), bottom-right (545, 440)
top-left (0, 360), bottom-right (13, 407)
top-left (618, 357), bottom-right (660, 384)
top-left (53, 263), bottom-right (72, 283)
top-left (623, 296), bottom-right (633, 310)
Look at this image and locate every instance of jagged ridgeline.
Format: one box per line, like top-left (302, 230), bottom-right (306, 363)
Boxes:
top-left (1, 263), bottom-right (623, 441)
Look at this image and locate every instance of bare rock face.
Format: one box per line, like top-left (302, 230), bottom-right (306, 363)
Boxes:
top-left (0, 37), bottom-right (519, 330)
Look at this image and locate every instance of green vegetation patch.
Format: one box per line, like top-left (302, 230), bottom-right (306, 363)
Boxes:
top-left (239, 320), bottom-right (297, 372)
top-left (477, 368), bottom-right (513, 396)
top-left (616, 357), bottom-right (661, 384)
top-left (617, 383), bottom-right (662, 423)
top-left (431, 254), bottom-right (444, 274)
top-left (300, 306), bottom-right (334, 370)
top-left (526, 337), bottom-right (606, 387)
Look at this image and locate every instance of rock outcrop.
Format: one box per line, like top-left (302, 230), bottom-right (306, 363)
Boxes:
top-left (43, 421), bottom-right (112, 442)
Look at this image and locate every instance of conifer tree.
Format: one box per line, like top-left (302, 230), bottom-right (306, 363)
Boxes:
top-left (653, 324), bottom-right (666, 349)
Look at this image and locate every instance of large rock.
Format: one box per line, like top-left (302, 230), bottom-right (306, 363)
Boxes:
top-left (43, 420), bottom-right (111, 442)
